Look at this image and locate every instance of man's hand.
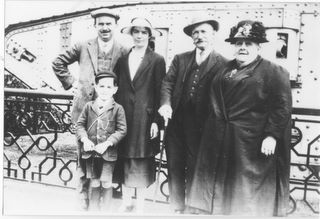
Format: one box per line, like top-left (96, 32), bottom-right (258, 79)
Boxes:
top-left (150, 123), bottom-right (159, 139)
top-left (82, 137), bottom-right (94, 152)
top-left (95, 141), bottom-right (113, 155)
top-left (158, 105), bottom-right (172, 125)
top-left (261, 136), bottom-right (277, 156)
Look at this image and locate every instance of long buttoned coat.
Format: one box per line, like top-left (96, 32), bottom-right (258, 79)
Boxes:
top-left (160, 49), bottom-right (228, 130)
top-left (188, 56), bottom-right (292, 216)
top-left (52, 38), bottom-right (128, 123)
top-left (114, 47), bottom-right (166, 158)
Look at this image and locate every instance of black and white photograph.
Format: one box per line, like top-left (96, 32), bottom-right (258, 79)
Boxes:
top-left (2, 0), bottom-right (320, 217)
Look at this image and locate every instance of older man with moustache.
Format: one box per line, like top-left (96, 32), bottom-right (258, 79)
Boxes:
top-left (158, 16), bottom-right (228, 214)
top-left (52, 8), bottom-right (128, 210)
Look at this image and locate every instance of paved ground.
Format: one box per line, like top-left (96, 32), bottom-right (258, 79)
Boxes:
top-left (3, 178), bottom-right (171, 216)
top-left (3, 178), bottom-right (319, 217)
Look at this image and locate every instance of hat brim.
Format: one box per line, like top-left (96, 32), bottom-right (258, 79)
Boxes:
top-left (91, 12), bottom-right (119, 21)
top-left (225, 37), bottom-right (269, 44)
top-left (183, 20), bottom-right (219, 36)
top-left (121, 26), bottom-right (162, 37)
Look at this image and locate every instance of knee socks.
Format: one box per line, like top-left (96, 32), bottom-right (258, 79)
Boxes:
top-left (89, 187), bottom-right (101, 211)
top-left (101, 187), bottom-right (113, 211)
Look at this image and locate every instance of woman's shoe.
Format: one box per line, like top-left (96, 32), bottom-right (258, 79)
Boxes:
top-left (118, 204), bottom-right (134, 213)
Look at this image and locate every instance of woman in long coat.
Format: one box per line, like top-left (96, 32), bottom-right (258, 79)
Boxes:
top-left (114, 17), bottom-right (166, 213)
top-left (188, 20), bottom-right (292, 216)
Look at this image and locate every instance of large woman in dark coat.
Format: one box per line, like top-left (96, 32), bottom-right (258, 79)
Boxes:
top-left (188, 20), bottom-right (292, 216)
top-left (114, 17), bottom-right (166, 213)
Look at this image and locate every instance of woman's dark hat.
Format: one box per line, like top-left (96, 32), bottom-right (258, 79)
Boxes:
top-left (91, 8), bottom-right (120, 21)
top-left (183, 15), bottom-right (219, 36)
top-left (225, 20), bottom-right (268, 44)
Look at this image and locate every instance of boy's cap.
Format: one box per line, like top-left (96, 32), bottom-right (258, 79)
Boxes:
top-left (95, 71), bottom-right (117, 83)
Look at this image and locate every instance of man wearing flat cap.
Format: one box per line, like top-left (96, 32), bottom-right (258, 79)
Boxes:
top-left (158, 15), bottom-right (227, 213)
top-left (52, 8), bottom-right (128, 210)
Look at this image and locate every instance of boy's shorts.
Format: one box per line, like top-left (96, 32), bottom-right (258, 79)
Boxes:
top-left (86, 157), bottom-right (115, 183)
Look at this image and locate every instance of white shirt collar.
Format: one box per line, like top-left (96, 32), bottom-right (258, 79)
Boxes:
top-left (196, 48), bottom-right (211, 65)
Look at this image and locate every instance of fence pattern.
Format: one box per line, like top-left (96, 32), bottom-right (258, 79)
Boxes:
top-left (3, 88), bottom-right (319, 214)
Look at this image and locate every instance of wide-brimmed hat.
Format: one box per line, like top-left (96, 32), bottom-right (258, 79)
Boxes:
top-left (225, 20), bottom-right (268, 44)
top-left (91, 8), bottom-right (120, 21)
top-left (183, 15), bottom-right (219, 36)
top-left (121, 17), bottom-right (162, 37)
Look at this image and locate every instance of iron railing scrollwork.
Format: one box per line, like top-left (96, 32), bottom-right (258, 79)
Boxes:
top-left (3, 88), bottom-right (169, 201)
top-left (4, 88), bottom-right (76, 187)
top-left (3, 88), bottom-right (319, 214)
top-left (288, 112), bottom-right (320, 214)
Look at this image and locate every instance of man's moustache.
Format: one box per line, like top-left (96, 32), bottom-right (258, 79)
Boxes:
top-left (238, 50), bottom-right (248, 55)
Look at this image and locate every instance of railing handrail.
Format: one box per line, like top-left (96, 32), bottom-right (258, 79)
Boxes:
top-left (4, 88), bottom-right (73, 100)
top-left (5, 87), bottom-right (320, 116)
top-left (292, 108), bottom-right (320, 116)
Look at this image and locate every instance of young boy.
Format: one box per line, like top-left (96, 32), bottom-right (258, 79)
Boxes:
top-left (76, 71), bottom-right (127, 211)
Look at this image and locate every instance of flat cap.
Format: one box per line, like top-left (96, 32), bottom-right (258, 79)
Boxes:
top-left (95, 70), bottom-right (117, 84)
top-left (91, 8), bottom-right (120, 21)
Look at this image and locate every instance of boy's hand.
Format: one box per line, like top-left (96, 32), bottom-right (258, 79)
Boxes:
top-left (95, 141), bottom-right (113, 155)
top-left (82, 137), bottom-right (94, 152)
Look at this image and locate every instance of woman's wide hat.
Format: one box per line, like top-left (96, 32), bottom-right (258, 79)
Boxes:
top-left (121, 17), bottom-right (162, 37)
top-left (225, 20), bottom-right (268, 44)
top-left (183, 15), bottom-right (219, 36)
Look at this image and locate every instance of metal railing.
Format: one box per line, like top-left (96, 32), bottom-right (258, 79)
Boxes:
top-left (3, 88), bottom-right (169, 202)
top-left (4, 88), bottom-right (76, 188)
top-left (3, 88), bottom-right (319, 214)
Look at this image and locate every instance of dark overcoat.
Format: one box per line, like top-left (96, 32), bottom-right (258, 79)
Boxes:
top-left (160, 49), bottom-right (228, 130)
top-left (114, 47), bottom-right (166, 158)
top-left (52, 38), bottom-right (128, 123)
top-left (188, 56), bottom-right (292, 216)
